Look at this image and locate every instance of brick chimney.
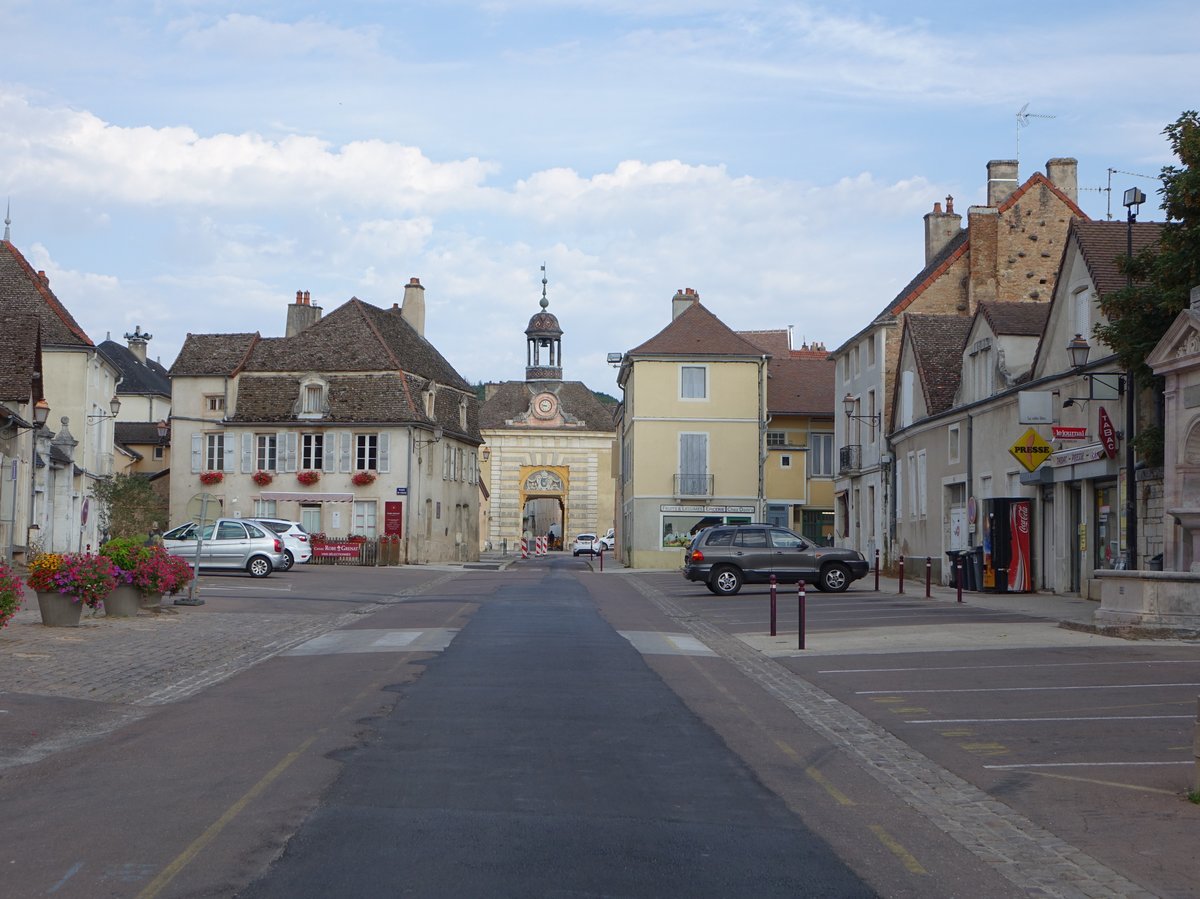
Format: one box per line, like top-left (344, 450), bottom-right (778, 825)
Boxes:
top-left (1045, 157), bottom-right (1078, 204)
top-left (401, 277), bottom-right (426, 337)
top-left (923, 195), bottom-right (962, 266)
top-left (986, 159), bottom-right (1019, 207)
top-left (671, 287), bottom-right (699, 320)
top-left (124, 325), bottom-right (151, 363)
top-left (285, 289), bottom-right (323, 337)
top-left (967, 206), bottom-right (1000, 310)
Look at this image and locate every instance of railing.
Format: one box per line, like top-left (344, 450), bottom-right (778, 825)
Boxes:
top-left (309, 535), bottom-right (402, 566)
top-left (674, 473), bottom-right (714, 497)
top-left (839, 444), bottom-right (862, 474)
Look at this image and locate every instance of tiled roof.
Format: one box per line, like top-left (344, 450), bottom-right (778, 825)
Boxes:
top-left (170, 333), bottom-right (259, 376)
top-left (766, 356), bottom-right (835, 415)
top-left (479, 381), bottom-right (617, 431)
top-left (1072, 219), bottom-right (1164, 298)
top-left (98, 340), bottom-right (171, 397)
top-left (977, 302), bottom-right (1050, 336)
top-left (114, 421), bottom-right (167, 445)
top-left (0, 240), bottom-right (92, 348)
top-left (739, 329), bottom-right (790, 356)
top-left (628, 302), bottom-right (766, 357)
top-left (0, 314), bottom-right (41, 402)
top-left (904, 313), bottom-right (974, 415)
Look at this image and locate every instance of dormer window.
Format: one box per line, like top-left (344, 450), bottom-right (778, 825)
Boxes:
top-left (297, 376), bottom-right (329, 419)
top-left (423, 382), bottom-right (438, 419)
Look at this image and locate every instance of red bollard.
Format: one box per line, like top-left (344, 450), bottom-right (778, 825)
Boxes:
top-left (599, 549), bottom-right (604, 572)
top-left (925, 556), bottom-right (932, 598)
top-left (874, 548), bottom-right (880, 592)
top-left (956, 559), bottom-right (963, 603)
top-left (769, 574), bottom-right (778, 637)
top-left (798, 580), bottom-right (807, 650)
top-left (898, 555), bottom-right (905, 594)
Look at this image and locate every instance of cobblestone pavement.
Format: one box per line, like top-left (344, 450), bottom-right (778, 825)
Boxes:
top-left (627, 575), bottom-right (1159, 899)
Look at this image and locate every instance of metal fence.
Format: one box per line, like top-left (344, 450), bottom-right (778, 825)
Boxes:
top-left (309, 536), bottom-right (402, 566)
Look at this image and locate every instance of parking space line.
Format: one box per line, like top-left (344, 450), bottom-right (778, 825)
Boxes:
top-left (908, 714), bottom-right (1192, 724)
top-left (858, 682), bottom-right (1200, 695)
top-left (822, 659), bottom-right (1200, 675)
top-left (868, 825), bottom-right (927, 875)
top-left (804, 766), bottom-right (855, 807)
top-left (984, 761), bottom-right (1190, 769)
top-left (1021, 771), bottom-right (1179, 796)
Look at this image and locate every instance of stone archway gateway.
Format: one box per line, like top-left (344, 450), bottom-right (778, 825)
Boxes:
top-left (520, 466), bottom-right (569, 543)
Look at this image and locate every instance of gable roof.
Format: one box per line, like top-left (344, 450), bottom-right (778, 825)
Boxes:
top-left (903, 313), bottom-right (974, 415)
top-left (170, 333), bottom-right (260, 376)
top-left (0, 314), bottom-right (43, 402)
top-left (739, 329), bottom-right (790, 356)
top-left (977, 302), bottom-right (1050, 337)
top-left (1072, 219), bottom-right (1165, 298)
top-left (479, 381), bottom-right (617, 431)
top-left (98, 339), bottom-right (171, 397)
top-left (628, 301), bottom-right (767, 357)
top-left (0, 240), bottom-right (93, 348)
top-left (766, 355), bottom-right (835, 416)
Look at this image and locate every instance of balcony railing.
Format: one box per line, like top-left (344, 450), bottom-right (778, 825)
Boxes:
top-left (838, 444), bottom-right (862, 474)
top-left (674, 473), bottom-right (714, 497)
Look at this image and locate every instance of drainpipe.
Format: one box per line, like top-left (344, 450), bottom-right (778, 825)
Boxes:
top-left (966, 411), bottom-right (974, 548)
top-left (758, 355), bottom-right (767, 522)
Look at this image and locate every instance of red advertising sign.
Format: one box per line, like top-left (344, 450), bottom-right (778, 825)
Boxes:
top-left (312, 543), bottom-right (362, 559)
top-left (1008, 501), bottom-right (1031, 593)
top-left (1098, 407), bottom-right (1119, 459)
top-left (1052, 426), bottom-right (1088, 440)
top-left (384, 501), bottom-right (404, 537)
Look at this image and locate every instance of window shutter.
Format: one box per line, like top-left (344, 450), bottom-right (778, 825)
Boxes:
top-left (378, 433), bottom-right (390, 473)
top-left (284, 433), bottom-right (298, 472)
top-left (340, 432), bottom-right (352, 472)
top-left (191, 434), bottom-right (202, 474)
top-left (241, 433), bottom-right (254, 473)
top-left (323, 433), bottom-right (337, 472)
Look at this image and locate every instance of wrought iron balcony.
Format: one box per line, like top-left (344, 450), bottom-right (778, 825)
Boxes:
top-left (839, 444), bottom-right (862, 474)
top-left (674, 473), bottom-right (714, 497)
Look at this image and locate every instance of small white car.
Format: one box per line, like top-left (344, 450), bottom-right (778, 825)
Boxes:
top-left (572, 533), bottom-right (600, 556)
top-left (598, 528), bottom-right (615, 551)
top-left (248, 518), bottom-right (312, 570)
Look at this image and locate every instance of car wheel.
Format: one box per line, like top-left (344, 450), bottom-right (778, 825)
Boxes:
top-left (705, 582), bottom-right (721, 594)
top-left (279, 550), bottom-right (295, 571)
top-left (573, 550), bottom-right (579, 557)
top-left (247, 556), bottom-right (273, 578)
top-left (820, 563), bottom-right (850, 593)
top-left (710, 566), bottom-right (743, 596)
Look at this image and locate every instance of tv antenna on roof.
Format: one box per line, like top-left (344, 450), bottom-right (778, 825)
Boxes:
top-left (1015, 103), bottom-right (1056, 165)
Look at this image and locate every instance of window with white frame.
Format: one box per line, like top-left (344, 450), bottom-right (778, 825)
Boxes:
top-left (948, 424), bottom-right (960, 464)
top-left (153, 446), bottom-right (165, 460)
top-left (917, 449), bottom-right (927, 518)
top-left (355, 433), bottom-right (378, 471)
top-left (353, 500), bottom-right (378, 538)
top-left (254, 499), bottom-right (277, 517)
top-left (301, 433), bottom-right (324, 470)
top-left (205, 433), bottom-right (224, 470)
top-left (680, 365), bottom-right (707, 400)
top-left (907, 452), bottom-right (917, 519)
top-left (1072, 286), bottom-right (1090, 341)
top-left (256, 434), bottom-right (277, 471)
top-left (766, 431), bottom-right (786, 447)
top-left (205, 395), bottom-right (225, 413)
top-left (781, 455), bottom-right (792, 469)
top-left (810, 434), bottom-right (833, 477)
top-left (298, 376), bottom-right (328, 418)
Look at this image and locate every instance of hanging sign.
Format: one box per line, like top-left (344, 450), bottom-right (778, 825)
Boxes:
top-left (1052, 426), bottom-right (1088, 441)
top-left (1098, 407), bottom-right (1119, 459)
top-left (1008, 427), bottom-right (1053, 473)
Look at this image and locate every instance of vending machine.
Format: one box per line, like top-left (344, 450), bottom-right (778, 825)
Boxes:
top-left (980, 497), bottom-right (1033, 593)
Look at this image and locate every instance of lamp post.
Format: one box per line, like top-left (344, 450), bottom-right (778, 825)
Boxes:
top-left (1122, 187), bottom-right (1145, 570)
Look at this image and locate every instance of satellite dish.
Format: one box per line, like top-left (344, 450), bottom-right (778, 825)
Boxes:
top-left (186, 493), bottom-right (223, 527)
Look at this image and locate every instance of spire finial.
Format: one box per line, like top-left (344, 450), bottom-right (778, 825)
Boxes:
top-left (540, 263), bottom-right (549, 309)
top-left (3, 199), bottom-right (10, 242)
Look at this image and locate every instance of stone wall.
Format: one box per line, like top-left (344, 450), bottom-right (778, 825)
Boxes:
top-left (1138, 467), bottom-right (1165, 565)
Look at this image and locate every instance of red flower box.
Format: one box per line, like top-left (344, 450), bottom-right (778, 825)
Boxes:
top-left (297, 470), bottom-right (321, 486)
top-left (352, 471), bottom-right (376, 486)
top-left (252, 470), bottom-right (274, 486)
top-left (199, 471), bottom-right (224, 485)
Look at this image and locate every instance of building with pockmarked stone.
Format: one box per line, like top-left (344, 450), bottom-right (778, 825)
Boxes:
top-left (478, 274), bottom-right (617, 552)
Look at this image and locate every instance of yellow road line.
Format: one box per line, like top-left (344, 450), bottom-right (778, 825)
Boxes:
top-left (869, 824), bottom-right (927, 874)
top-left (1024, 770), bottom-right (1180, 795)
top-left (805, 765), bottom-right (855, 806)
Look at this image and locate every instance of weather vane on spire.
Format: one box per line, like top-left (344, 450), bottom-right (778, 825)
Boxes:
top-left (540, 263), bottom-right (549, 309)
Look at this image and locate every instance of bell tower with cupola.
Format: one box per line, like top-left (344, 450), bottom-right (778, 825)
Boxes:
top-left (525, 265), bottom-right (563, 381)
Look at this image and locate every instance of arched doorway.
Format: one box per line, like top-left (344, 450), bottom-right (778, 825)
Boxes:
top-left (519, 466), bottom-right (569, 549)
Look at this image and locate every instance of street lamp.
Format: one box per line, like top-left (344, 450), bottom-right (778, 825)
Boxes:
top-left (156, 419), bottom-right (170, 443)
top-left (1121, 186), bottom-right (1145, 570)
top-left (87, 394), bottom-right (122, 422)
top-left (0, 398), bottom-right (51, 438)
top-left (842, 393), bottom-right (881, 428)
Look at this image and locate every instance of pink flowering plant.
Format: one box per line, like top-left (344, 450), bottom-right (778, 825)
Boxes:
top-left (100, 538), bottom-right (193, 596)
top-left (27, 552), bottom-right (117, 609)
top-left (0, 559), bottom-right (24, 628)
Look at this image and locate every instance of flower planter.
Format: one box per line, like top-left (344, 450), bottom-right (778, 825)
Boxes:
top-left (140, 591), bottom-right (165, 610)
top-left (36, 591), bottom-right (83, 627)
top-left (104, 584), bottom-right (141, 618)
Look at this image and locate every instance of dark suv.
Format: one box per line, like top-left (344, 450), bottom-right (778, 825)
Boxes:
top-left (683, 524), bottom-right (869, 595)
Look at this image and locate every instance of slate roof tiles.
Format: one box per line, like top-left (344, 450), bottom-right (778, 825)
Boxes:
top-left (904, 313), bottom-right (974, 415)
top-left (0, 240), bottom-right (92, 348)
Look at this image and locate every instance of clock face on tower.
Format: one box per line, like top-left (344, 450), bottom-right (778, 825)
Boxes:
top-left (532, 392), bottom-right (558, 419)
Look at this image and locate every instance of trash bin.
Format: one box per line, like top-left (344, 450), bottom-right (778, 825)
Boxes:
top-left (945, 550), bottom-right (965, 587)
top-left (1148, 553), bottom-right (1164, 571)
top-left (969, 545), bottom-right (984, 591)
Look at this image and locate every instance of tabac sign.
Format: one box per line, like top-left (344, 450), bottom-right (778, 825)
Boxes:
top-left (1009, 427), bottom-right (1053, 472)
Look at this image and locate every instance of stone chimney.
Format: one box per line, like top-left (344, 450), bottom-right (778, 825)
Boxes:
top-left (124, 325), bottom-right (151, 363)
top-left (285, 289), bottom-right (323, 337)
top-left (967, 206), bottom-right (1000, 311)
top-left (672, 287), bottom-right (699, 320)
top-left (401, 277), bottom-right (426, 337)
top-left (923, 195), bottom-right (962, 266)
top-left (986, 159), bottom-right (1019, 207)
top-left (1045, 157), bottom-right (1078, 204)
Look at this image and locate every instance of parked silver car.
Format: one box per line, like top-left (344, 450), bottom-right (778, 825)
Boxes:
top-left (162, 518), bottom-right (287, 578)
top-left (247, 518), bottom-right (312, 570)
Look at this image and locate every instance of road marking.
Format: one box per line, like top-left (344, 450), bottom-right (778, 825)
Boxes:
top-left (959, 742), bottom-right (1009, 756)
top-left (1021, 770), bottom-right (1180, 796)
top-left (909, 714), bottom-right (1193, 724)
top-left (806, 766), bottom-right (855, 806)
top-left (284, 628), bottom-right (458, 656)
top-left (858, 682), bottom-right (1200, 695)
top-left (618, 631), bottom-right (717, 656)
top-left (984, 760), bottom-right (1190, 770)
top-left (869, 824), bottom-right (927, 875)
top-left (47, 861), bottom-right (83, 893)
top-left (823, 659), bottom-right (1200, 674)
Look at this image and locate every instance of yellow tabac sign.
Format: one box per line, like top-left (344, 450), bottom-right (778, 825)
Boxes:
top-left (1009, 427), bottom-right (1053, 472)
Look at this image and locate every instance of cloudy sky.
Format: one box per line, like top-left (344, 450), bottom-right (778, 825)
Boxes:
top-left (3, 1), bottom-right (1197, 395)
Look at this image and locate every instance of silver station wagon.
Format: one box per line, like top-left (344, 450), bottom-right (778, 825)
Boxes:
top-left (163, 518), bottom-right (288, 578)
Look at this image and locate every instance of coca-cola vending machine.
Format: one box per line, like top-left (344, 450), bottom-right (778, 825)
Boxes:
top-left (980, 497), bottom-right (1033, 593)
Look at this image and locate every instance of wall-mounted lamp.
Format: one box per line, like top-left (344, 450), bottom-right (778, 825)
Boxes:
top-left (842, 393), bottom-right (881, 427)
top-left (481, 446), bottom-right (491, 462)
top-left (1065, 335), bottom-right (1125, 398)
top-left (156, 419), bottom-right (170, 444)
top-left (87, 395), bottom-right (122, 422)
top-left (0, 398), bottom-right (51, 437)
